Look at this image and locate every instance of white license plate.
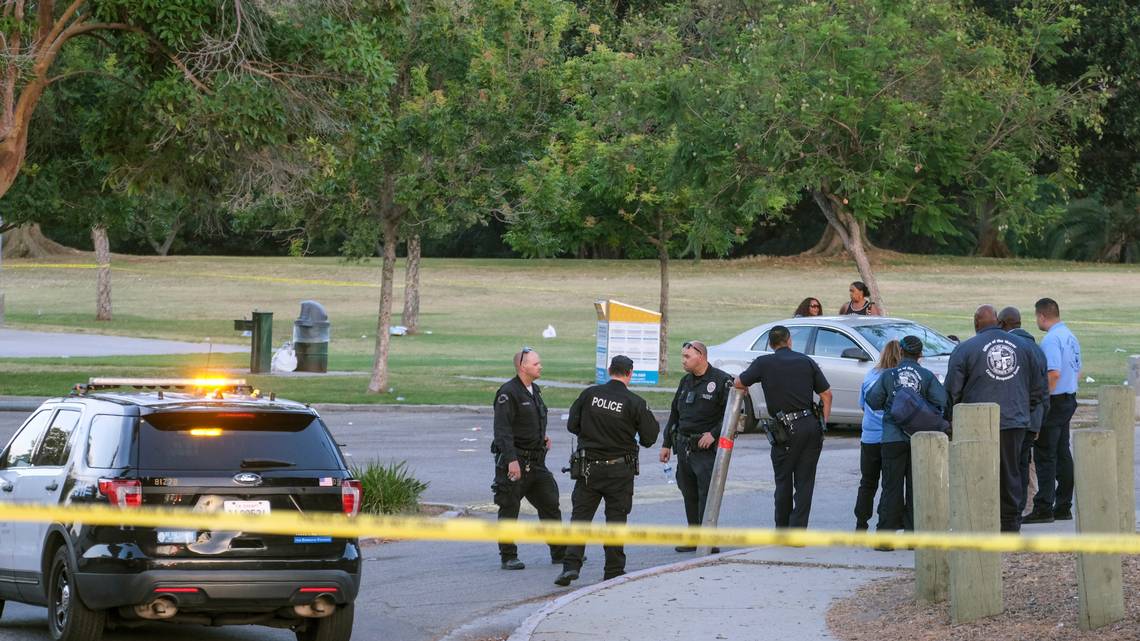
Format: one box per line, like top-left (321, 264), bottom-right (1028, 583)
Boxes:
top-left (223, 500), bottom-right (271, 515)
top-left (157, 530), bottom-right (197, 544)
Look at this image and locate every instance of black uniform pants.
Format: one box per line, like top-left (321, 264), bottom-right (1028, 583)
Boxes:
top-left (676, 444), bottom-right (715, 526)
top-left (562, 462), bottom-right (635, 578)
top-left (1032, 394), bottom-right (1077, 515)
top-left (854, 443), bottom-right (883, 529)
top-left (1017, 429), bottom-right (1037, 520)
top-left (770, 417), bottom-right (822, 528)
top-left (492, 460), bottom-right (564, 561)
top-left (1000, 428), bottom-right (1026, 532)
top-left (878, 441), bottom-right (913, 531)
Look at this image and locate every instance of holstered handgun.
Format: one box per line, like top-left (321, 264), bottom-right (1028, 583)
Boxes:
top-left (769, 412), bottom-right (791, 448)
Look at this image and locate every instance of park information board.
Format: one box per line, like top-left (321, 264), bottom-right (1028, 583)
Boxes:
top-left (594, 299), bottom-right (661, 385)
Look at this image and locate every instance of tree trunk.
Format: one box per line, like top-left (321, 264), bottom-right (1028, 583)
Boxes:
top-left (657, 217), bottom-right (669, 377)
top-left (975, 200), bottom-right (1011, 258)
top-left (92, 225), bottom-right (112, 321)
top-left (2, 223), bottom-right (78, 258)
top-left (148, 218), bottom-right (183, 256)
top-left (401, 234), bottom-right (421, 334)
top-left (368, 206), bottom-right (400, 394)
top-left (800, 218), bottom-right (875, 256)
top-left (812, 190), bottom-right (888, 314)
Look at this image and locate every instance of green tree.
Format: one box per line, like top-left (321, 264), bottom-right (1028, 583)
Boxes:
top-left (507, 17), bottom-right (753, 375)
top-left (705, 0), bottom-right (1103, 307)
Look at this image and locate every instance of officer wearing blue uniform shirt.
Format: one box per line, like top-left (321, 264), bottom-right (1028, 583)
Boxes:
top-left (997, 306), bottom-right (1050, 525)
top-left (945, 305), bottom-right (1046, 532)
top-left (1025, 297), bottom-right (1082, 524)
top-left (865, 336), bottom-right (949, 533)
top-left (734, 326), bottom-right (832, 528)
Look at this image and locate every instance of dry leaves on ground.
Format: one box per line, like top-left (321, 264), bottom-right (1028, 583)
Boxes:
top-left (828, 553), bottom-right (1140, 641)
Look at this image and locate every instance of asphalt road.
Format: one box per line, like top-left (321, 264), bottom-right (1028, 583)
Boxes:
top-left (0, 408), bottom-right (1134, 641)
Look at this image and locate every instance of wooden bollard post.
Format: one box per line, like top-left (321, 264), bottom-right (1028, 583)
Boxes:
top-left (1098, 386), bottom-right (1136, 533)
top-left (949, 438), bottom-right (1002, 623)
top-left (1073, 429), bottom-right (1125, 630)
top-left (950, 403), bottom-right (999, 442)
top-left (912, 431), bottom-right (949, 604)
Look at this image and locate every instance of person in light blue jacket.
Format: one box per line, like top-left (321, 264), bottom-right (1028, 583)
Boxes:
top-left (853, 340), bottom-right (901, 531)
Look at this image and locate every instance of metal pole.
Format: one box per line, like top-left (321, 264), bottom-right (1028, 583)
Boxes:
top-left (696, 387), bottom-right (746, 556)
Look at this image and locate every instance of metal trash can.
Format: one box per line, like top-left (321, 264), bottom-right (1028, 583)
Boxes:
top-left (293, 301), bottom-right (330, 373)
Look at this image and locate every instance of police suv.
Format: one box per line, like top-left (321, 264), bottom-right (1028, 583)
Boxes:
top-left (0, 378), bottom-right (361, 641)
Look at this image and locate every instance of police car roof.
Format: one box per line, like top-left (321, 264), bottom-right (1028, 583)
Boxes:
top-left (62, 391), bottom-right (313, 413)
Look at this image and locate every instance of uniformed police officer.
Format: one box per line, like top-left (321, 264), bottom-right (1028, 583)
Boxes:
top-left (945, 305), bottom-right (1046, 532)
top-left (660, 340), bottom-right (734, 552)
top-left (555, 355), bottom-right (659, 587)
top-left (734, 326), bottom-right (832, 528)
top-left (491, 348), bottom-right (564, 570)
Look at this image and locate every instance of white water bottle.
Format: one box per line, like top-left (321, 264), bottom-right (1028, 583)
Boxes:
top-left (662, 463), bottom-right (674, 484)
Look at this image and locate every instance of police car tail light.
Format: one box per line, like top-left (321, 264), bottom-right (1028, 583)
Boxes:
top-left (341, 480), bottom-right (362, 517)
top-left (98, 478), bottom-right (143, 508)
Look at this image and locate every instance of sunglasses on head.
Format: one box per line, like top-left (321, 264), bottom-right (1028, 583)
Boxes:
top-left (682, 341), bottom-right (706, 356)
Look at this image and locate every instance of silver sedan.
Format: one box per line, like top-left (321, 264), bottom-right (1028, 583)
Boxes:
top-left (707, 316), bottom-right (957, 428)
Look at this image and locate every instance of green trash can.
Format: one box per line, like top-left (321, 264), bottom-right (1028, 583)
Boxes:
top-left (293, 301), bottom-right (330, 373)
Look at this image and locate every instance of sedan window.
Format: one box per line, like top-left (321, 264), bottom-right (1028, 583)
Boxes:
top-left (814, 329), bottom-right (860, 358)
top-left (749, 327), bottom-right (813, 353)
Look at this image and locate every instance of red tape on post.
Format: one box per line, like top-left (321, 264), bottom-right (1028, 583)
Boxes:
top-left (718, 437), bottom-right (734, 450)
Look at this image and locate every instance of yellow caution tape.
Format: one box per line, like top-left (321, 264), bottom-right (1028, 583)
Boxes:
top-left (0, 503), bottom-right (1138, 554)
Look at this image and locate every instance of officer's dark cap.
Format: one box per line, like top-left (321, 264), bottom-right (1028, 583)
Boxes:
top-left (900, 335), bottom-right (923, 356)
top-left (609, 355), bottom-right (634, 376)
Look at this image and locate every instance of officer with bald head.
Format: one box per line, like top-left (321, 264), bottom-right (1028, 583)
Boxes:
top-left (998, 306), bottom-right (1049, 525)
top-left (945, 305), bottom-right (1045, 532)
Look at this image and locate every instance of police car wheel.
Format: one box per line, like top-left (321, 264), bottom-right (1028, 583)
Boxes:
top-left (738, 395), bottom-right (760, 434)
top-left (47, 547), bottom-right (105, 641)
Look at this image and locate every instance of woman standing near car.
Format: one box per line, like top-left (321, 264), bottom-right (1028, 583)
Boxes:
top-left (839, 281), bottom-right (883, 316)
top-left (854, 339), bottom-right (901, 530)
top-left (793, 297), bottom-right (823, 317)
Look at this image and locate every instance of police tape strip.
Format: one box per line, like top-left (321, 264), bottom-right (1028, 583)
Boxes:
top-left (3, 502), bottom-right (1140, 554)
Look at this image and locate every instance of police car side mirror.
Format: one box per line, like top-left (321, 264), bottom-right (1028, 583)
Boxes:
top-left (841, 347), bottom-right (872, 362)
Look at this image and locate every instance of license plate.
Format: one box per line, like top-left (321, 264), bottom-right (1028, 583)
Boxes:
top-left (157, 530), bottom-right (197, 544)
top-left (223, 500), bottom-right (271, 515)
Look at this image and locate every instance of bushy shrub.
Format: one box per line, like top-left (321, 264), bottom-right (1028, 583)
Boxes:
top-left (351, 460), bottom-right (429, 515)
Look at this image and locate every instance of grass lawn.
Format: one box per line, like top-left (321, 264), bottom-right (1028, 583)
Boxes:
top-left (1, 252), bottom-right (1137, 406)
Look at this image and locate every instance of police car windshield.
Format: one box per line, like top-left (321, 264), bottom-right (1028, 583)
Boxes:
top-left (855, 323), bottom-right (957, 357)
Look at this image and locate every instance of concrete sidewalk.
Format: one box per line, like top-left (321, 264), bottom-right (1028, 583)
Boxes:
top-left (0, 328), bottom-right (246, 357)
top-left (509, 545), bottom-right (913, 641)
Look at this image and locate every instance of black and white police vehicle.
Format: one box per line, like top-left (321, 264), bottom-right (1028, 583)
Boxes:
top-left (0, 378), bottom-right (361, 641)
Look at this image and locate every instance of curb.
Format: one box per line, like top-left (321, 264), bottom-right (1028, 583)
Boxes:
top-left (506, 547), bottom-right (756, 641)
top-left (359, 502), bottom-right (469, 546)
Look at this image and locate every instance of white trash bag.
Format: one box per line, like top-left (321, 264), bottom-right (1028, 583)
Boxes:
top-left (271, 341), bottom-right (298, 373)
top-left (542, 324), bottom-right (557, 339)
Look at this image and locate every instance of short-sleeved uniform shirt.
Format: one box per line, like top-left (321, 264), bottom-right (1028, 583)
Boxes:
top-left (1040, 322), bottom-right (1081, 395)
top-left (738, 347), bottom-right (830, 415)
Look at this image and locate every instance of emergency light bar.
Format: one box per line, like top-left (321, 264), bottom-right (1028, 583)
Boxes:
top-left (76, 377), bottom-right (253, 394)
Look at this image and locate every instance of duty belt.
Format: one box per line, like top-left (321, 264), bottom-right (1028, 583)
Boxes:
top-left (781, 409), bottom-right (814, 423)
top-left (589, 455), bottom-right (635, 465)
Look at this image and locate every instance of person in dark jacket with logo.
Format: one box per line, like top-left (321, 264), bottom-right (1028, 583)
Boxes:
top-left (945, 305), bottom-right (1046, 532)
top-left (491, 348), bottom-right (564, 570)
top-left (998, 306), bottom-right (1050, 525)
top-left (555, 355), bottom-right (660, 587)
top-left (734, 326), bottom-right (832, 528)
top-left (661, 340), bottom-right (735, 550)
top-left (865, 336), bottom-right (948, 532)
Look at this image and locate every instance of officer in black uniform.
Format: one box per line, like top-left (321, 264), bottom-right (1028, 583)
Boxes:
top-left (734, 326), bottom-right (832, 528)
top-left (555, 355), bottom-right (659, 587)
top-left (491, 348), bottom-right (564, 570)
top-left (660, 340), bottom-right (734, 552)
